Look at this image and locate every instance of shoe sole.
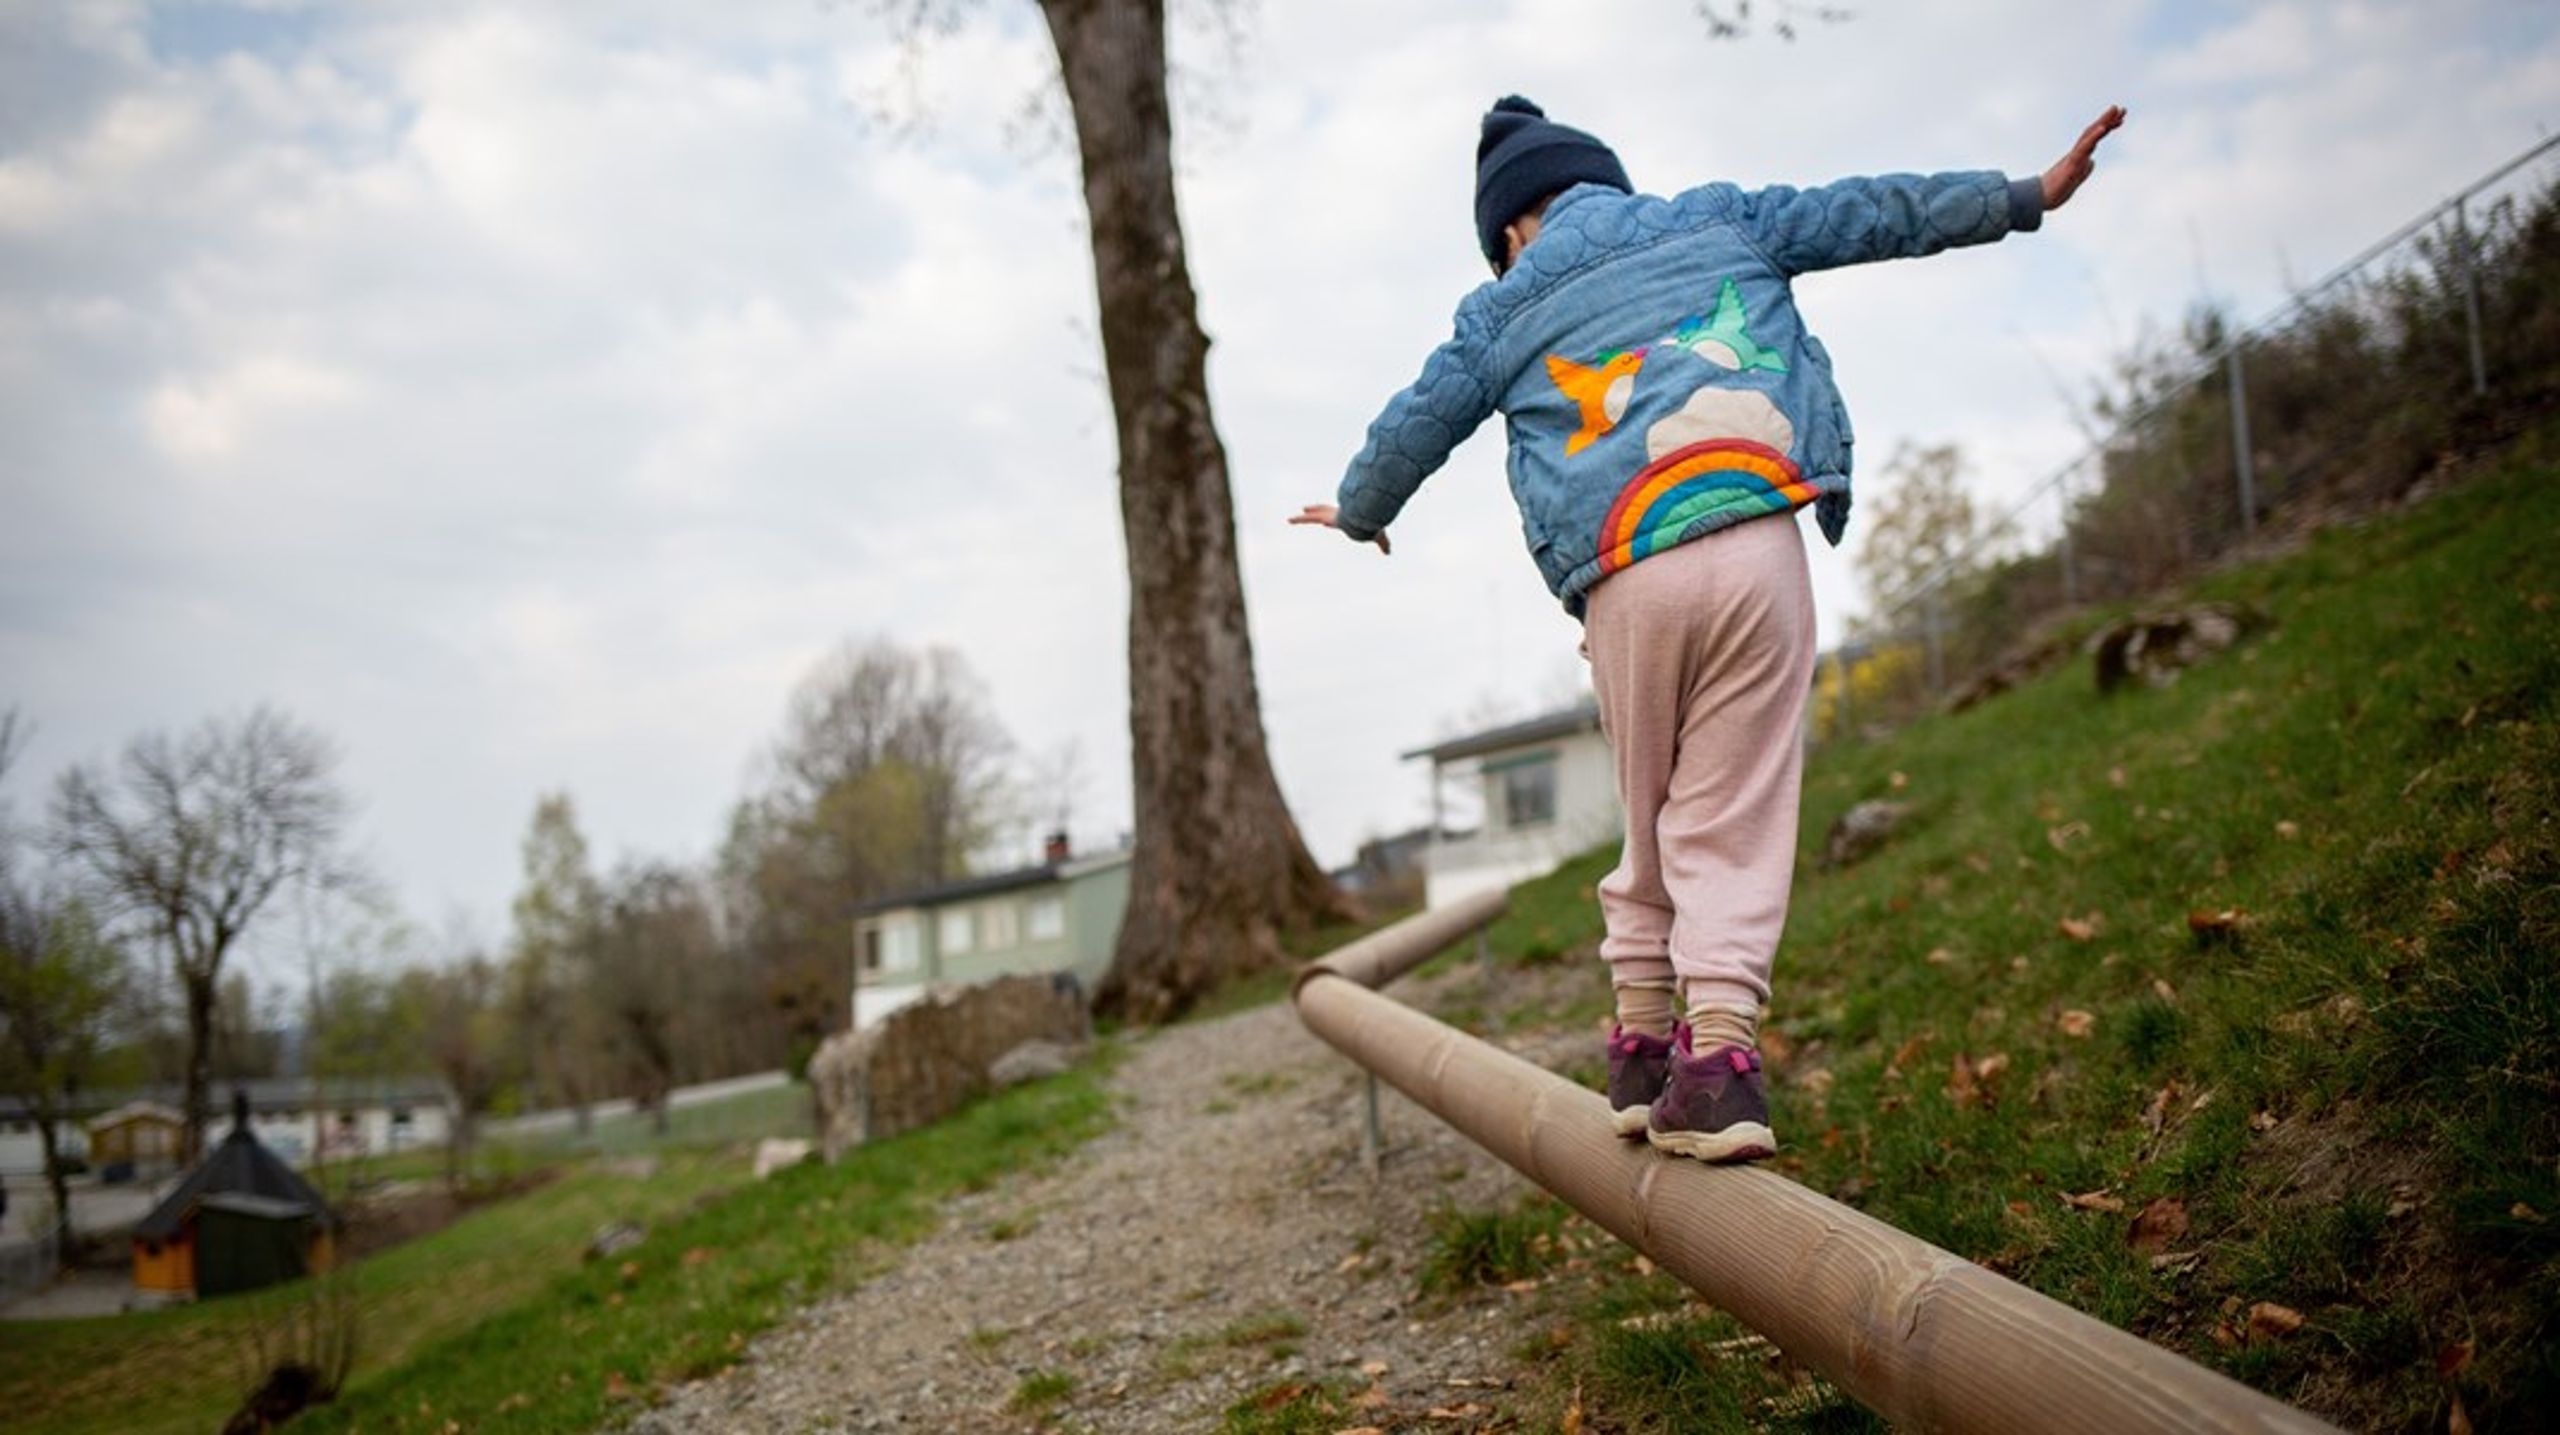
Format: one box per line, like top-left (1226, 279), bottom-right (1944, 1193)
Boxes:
top-left (1646, 1122), bottom-right (1777, 1163)
top-left (1611, 1105), bottom-right (1652, 1138)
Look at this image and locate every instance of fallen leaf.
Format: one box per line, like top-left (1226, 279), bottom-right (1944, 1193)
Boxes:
top-left (2127, 1197), bottom-right (2191, 1253)
top-left (2188, 1088), bottom-right (2215, 1113)
top-left (2108, 765), bottom-right (2128, 788)
top-left (1974, 1052), bottom-right (2011, 1082)
top-left (2211, 1321), bottom-right (2241, 1349)
top-left (1360, 1359), bottom-right (1389, 1377)
top-left (2274, 820), bottom-right (2299, 840)
top-left (1964, 851), bottom-right (1993, 874)
top-left (1889, 770), bottom-right (1909, 790)
top-left (2247, 1302), bottom-right (2305, 1341)
top-left (2387, 1195), bottom-right (2418, 1219)
top-left (2250, 1110), bottom-right (2279, 1132)
top-left (2058, 1009), bottom-right (2096, 1038)
top-left (2063, 1189), bottom-right (2126, 1213)
top-left (1255, 1383), bottom-right (1307, 1410)
top-left (2047, 820), bottom-right (2091, 852)
top-left (1760, 1026), bottom-right (1794, 1062)
top-left (1947, 1053), bottom-right (1979, 1107)
top-left (2450, 1390), bottom-right (2473, 1435)
top-left (1562, 1385), bottom-right (1586, 1435)
top-left (1925, 945), bottom-right (1956, 965)
top-left (1336, 1426), bottom-right (1387, 1435)
top-left (2058, 915), bottom-right (2100, 942)
top-left (682, 1246), bottom-right (714, 1267)
top-left (1886, 1032), bottom-right (1933, 1079)
top-left (2511, 1202), bottom-right (2546, 1225)
top-left (1336, 1253), bottom-right (1366, 1274)
top-left (2153, 977), bottom-right (2178, 1003)
top-left (604, 1372), bottom-right (635, 1401)
top-left (1501, 1278), bottom-right (1540, 1293)
top-left (2149, 1250), bottom-right (2204, 1275)
top-left (1427, 1403), bottom-right (1487, 1421)
top-left (2187, 908), bottom-right (2247, 947)
top-left (1798, 1069), bottom-right (1835, 1098)
top-left (2437, 1340), bottom-right (2474, 1378)
top-left (1631, 1254), bottom-right (1655, 1277)
top-left (617, 1260), bottom-right (642, 1282)
top-left (2140, 1084), bottom-right (2178, 1138)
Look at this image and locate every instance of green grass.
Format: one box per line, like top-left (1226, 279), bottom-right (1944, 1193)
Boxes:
top-left (1008, 1368), bottom-right (1076, 1412)
top-left (0, 1059), bottom-right (1116, 1434)
top-left (1419, 1194), bottom-right (1572, 1293)
top-left (1432, 429), bottom-right (2560, 1432)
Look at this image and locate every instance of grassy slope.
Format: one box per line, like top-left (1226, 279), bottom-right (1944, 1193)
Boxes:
top-left (1, 1062), bottom-right (1116, 1435)
top-left (1420, 429), bottom-right (2560, 1431)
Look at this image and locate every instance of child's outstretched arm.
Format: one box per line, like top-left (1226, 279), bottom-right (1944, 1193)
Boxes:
top-left (1720, 105), bottom-right (2126, 276)
top-left (1293, 299), bottom-right (1501, 554)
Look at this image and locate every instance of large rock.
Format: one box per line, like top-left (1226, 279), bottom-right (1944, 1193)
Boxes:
top-left (809, 973), bottom-right (1089, 1159)
top-left (2091, 603), bottom-right (2267, 693)
top-left (1822, 799), bottom-right (1913, 870)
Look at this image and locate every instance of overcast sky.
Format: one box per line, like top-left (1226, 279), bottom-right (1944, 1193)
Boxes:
top-left (4, 0), bottom-right (2555, 979)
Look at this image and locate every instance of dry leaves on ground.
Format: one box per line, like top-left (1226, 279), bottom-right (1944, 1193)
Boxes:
top-left (2127, 1196), bottom-right (2190, 1253)
top-left (2058, 1009), bottom-right (2096, 1038)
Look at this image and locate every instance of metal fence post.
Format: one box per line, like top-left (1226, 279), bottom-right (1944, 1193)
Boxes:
top-left (2454, 195), bottom-right (2490, 398)
top-left (1360, 1072), bottom-right (1382, 1177)
top-left (2225, 343), bottom-right (2256, 538)
top-left (2057, 472), bottom-right (2080, 606)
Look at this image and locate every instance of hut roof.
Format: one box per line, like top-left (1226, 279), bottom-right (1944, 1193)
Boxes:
top-left (134, 1092), bottom-right (334, 1241)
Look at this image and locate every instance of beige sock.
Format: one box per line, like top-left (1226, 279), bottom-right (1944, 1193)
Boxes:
top-left (1614, 982), bottom-right (1677, 1038)
top-left (1686, 1002), bottom-right (1761, 1053)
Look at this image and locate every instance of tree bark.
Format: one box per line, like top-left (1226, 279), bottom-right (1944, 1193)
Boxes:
top-left (1037, 0), bottom-right (1353, 1024)
top-left (31, 1096), bottom-right (72, 1268)
top-left (182, 968), bottom-right (216, 1164)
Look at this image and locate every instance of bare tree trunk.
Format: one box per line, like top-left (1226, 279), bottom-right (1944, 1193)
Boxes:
top-left (182, 970), bottom-right (216, 1163)
top-left (1039, 0), bottom-right (1353, 1024)
top-left (32, 1099), bottom-right (73, 1269)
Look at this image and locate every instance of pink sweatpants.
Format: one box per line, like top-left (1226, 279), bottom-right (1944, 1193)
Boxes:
top-left (1583, 513), bottom-right (1817, 1012)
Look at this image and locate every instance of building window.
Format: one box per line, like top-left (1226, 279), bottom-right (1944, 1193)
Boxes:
top-left (938, 907), bottom-right (974, 954)
top-left (1027, 895), bottom-right (1065, 941)
top-left (862, 926), bottom-right (882, 973)
top-left (1490, 752), bottom-right (1558, 829)
top-left (980, 900), bottom-right (1019, 950)
top-left (870, 918), bottom-right (920, 974)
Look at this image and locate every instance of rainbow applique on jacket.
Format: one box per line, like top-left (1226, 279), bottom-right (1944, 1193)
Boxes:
top-left (1544, 277), bottom-right (1789, 455)
top-left (1595, 388), bottom-right (1815, 577)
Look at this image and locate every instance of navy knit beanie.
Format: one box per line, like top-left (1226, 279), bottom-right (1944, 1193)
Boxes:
top-left (1474, 96), bottom-right (1630, 266)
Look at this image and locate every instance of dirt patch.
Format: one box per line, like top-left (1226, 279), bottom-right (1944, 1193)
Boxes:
top-left (335, 1169), bottom-right (560, 1264)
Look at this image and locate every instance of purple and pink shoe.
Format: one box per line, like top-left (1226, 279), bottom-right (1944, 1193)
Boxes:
top-left (1647, 1030), bottom-right (1777, 1163)
top-left (1605, 1024), bottom-right (1675, 1137)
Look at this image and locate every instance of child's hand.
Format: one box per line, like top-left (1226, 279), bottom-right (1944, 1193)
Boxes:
top-left (1290, 504), bottom-right (1391, 555)
top-left (2042, 105), bottom-right (2126, 211)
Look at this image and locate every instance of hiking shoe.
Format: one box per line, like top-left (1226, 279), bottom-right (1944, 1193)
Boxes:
top-left (1647, 1032), bottom-right (1776, 1163)
top-left (1605, 1024), bottom-right (1676, 1137)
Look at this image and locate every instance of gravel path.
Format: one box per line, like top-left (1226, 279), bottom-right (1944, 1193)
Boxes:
top-left (641, 967), bottom-right (1598, 1433)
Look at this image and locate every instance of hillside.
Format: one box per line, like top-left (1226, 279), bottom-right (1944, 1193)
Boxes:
top-left (1434, 422), bottom-right (2560, 1430)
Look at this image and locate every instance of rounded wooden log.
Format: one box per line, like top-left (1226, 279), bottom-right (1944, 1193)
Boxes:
top-left (1294, 888), bottom-right (1509, 994)
top-left (1294, 974), bottom-right (2337, 1435)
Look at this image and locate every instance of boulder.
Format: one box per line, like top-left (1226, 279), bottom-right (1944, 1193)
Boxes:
top-left (2091, 603), bottom-right (2267, 693)
top-left (1822, 799), bottom-right (1913, 870)
top-left (809, 972), bottom-right (1089, 1159)
top-left (988, 1039), bottom-right (1078, 1090)
top-left (751, 1137), bottom-right (813, 1179)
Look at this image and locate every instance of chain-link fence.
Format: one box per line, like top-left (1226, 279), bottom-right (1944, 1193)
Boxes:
top-left (1819, 133), bottom-right (2560, 735)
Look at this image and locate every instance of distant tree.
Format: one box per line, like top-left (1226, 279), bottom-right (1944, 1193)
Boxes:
top-left (506, 793), bottom-right (606, 1132)
top-left (1852, 442), bottom-right (2017, 621)
top-left (408, 954), bottom-right (507, 1190)
top-left (727, 639), bottom-right (1013, 1052)
top-left (587, 862), bottom-right (711, 1134)
top-left (1, 712), bottom-right (128, 1262)
top-left (49, 707), bottom-right (359, 1161)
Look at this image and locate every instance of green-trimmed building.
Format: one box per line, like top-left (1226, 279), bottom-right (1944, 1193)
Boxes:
top-left (851, 836), bottom-right (1130, 1029)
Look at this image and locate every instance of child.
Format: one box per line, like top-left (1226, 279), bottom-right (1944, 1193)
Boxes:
top-left (1294, 96), bottom-right (2123, 1162)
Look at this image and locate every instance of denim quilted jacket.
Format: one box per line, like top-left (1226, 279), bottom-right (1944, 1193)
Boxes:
top-left (1335, 171), bottom-right (2043, 616)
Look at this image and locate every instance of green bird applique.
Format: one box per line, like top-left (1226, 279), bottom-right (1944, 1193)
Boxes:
top-left (1667, 278), bottom-right (1788, 375)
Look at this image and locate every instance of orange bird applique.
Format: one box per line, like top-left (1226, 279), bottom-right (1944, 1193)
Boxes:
top-left (1545, 350), bottom-right (1645, 456)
